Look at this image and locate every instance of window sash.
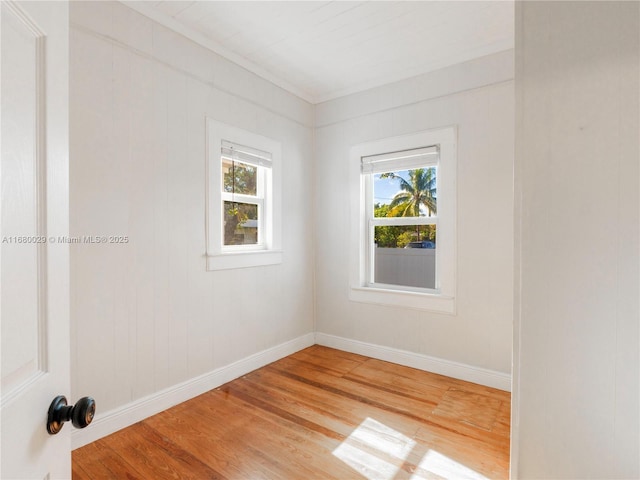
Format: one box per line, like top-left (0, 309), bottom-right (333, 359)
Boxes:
top-left (222, 201), bottom-right (265, 248)
top-left (221, 191), bottom-right (266, 249)
top-left (221, 159), bottom-right (266, 198)
top-left (365, 220), bottom-right (439, 290)
top-left (364, 172), bottom-right (438, 228)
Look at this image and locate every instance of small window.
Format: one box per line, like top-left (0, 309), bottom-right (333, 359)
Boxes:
top-left (206, 120), bottom-right (282, 270)
top-left (221, 142), bottom-right (269, 249)
top-left (349, 127), bottom-right (456, 313)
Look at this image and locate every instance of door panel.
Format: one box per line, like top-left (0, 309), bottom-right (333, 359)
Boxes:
top-left (1, 1), bottom-right (71, 478)
top-left (1, 0), bottom-right (46, 399)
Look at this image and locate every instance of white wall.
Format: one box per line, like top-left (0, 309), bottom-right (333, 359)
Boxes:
top-left (513, 2), bottom-right (639, 478)
top-left (69, 0), bottom-right (314, 433)
top-left (314, 51), bottom-right (515, 377)
top-left (68, 1), bottom-right (514, 445)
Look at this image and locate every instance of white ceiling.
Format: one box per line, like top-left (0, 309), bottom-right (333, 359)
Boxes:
top-left (126, 1), bottom-right (514, 104)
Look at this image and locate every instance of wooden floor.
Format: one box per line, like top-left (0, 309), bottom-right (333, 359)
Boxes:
top-left (73, 346), bottom-right (510, 479)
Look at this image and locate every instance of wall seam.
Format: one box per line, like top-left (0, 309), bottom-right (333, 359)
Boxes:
top-left (311, 109), bottom-right (318, 337)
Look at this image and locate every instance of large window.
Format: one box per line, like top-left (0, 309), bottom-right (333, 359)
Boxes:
top-left (206, 120), bottom-right (282, 270)
top-left (364, 147), bottom-right (439, 290)
top-left (350, 127), bottom-right (456, 313)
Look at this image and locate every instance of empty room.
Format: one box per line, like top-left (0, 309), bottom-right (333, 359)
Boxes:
top-left (1, 1), bottom-right (638, 479)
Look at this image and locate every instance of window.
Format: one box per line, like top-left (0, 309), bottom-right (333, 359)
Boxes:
top-left (221, 142), bottom-right (268, 248)
top-left (364, 147), bottom-right (439, 290)
top-left (349, 127), bottom-right (456, 313)
top-left (206, 120), bottom-right (282, 270)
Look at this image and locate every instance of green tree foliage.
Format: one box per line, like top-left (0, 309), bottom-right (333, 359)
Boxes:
top-left (224, 161), bottom-right (256, 195)
top-left (381, 168), bottom-right (436, 216)
top-left (380, 168), bottom-right (436, 241)
top-left (422, 224), bottom-right (436, 242)
top-left (223, 161), bottom-right (257, 245)
top-left (373, 204), bottom-right (437, 247)
top-left (374, 203), bottom-right (405, 247)
top-left (396, 231), bottom-right (416, 248)
top-left (224, 202), bottom-right (258, 245)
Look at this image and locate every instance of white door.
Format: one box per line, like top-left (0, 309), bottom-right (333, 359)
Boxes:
top-left (1, 1), bottom-right (72, 478)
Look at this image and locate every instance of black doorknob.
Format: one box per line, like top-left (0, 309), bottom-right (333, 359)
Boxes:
top-left (47, 395), bottom-right (96, 435)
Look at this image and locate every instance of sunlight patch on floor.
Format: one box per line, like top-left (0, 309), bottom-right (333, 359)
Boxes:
top-left (333, 418), bottom-right (491, 480)
top-left (410, 450), bottom-right (489, 480)
top-left (332, 417), bottom-right (416, 480)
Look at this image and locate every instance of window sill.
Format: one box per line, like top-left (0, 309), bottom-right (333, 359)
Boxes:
top-left (206, 250), bottom-right (283, 271)
top-left (349, 286), bottom-right (455, 314)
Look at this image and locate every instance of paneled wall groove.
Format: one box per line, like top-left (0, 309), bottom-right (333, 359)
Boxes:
top-left (70, 22), bottom-right (313, 130)
top-left (70, 0), bottom-right (315, 422)
top-left (313, 51), bottom-right (515, 380)
top-left (513, 2), bottom-right (639, 477)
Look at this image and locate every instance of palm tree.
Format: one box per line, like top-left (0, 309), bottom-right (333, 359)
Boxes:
top-left (381, 168), bottom-right (436, 241)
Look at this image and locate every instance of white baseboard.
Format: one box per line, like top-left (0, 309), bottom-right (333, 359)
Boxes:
top-left (314, 332), bottom-right (511, 392)
top-left (73, 331), bottom-right (509, 448)
top-left (71, 332), bottom-right (315, 449)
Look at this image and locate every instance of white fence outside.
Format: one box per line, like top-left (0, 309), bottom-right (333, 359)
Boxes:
top-left (374, 247), bottom-right (436, 289)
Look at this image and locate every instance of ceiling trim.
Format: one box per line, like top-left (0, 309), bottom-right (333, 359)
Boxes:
top-left (313, 41), bottom-right (514, 104)
top-left (121, 1), bottom-right (316, 104)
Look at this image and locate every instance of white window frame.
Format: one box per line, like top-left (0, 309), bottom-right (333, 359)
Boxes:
top-left (206, 119), bottom-right (282, 270)
top-left (349, 127), bottom-right (457, 314)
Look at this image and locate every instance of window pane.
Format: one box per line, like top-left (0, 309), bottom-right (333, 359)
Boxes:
top-left (222, 158), bottom-right (257, 196)
top-left (373, 167), bottom-right (437, 218)
top-left (224, 201), bottom-right (258, 245)
top-left (373, 225), bottom-right (436, 289)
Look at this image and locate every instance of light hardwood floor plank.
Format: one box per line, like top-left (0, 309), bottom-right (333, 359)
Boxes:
top-left (73, 346), bottom-right (510, 479)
